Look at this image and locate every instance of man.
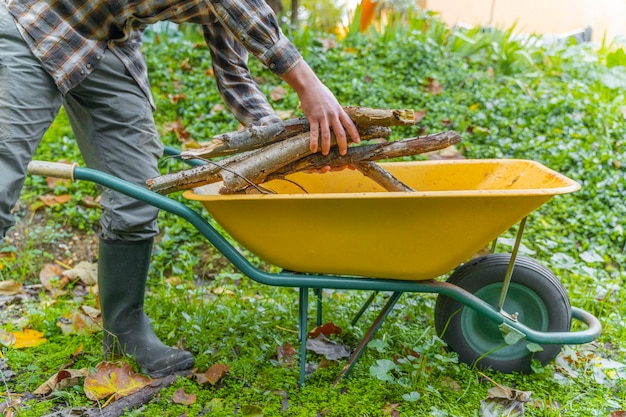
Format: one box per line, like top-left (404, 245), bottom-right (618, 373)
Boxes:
top-left (0, 0), bottom-right (360, 377)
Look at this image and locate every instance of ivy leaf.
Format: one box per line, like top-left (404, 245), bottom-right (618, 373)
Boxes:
top-left (402, 391), bottom-right (421, 402)
top-left (370, 359), bottom-right (399, 382)
top-left (580, 250), bottom-right (604, 264)
top-left (240, 404), bottom-right (264, 417)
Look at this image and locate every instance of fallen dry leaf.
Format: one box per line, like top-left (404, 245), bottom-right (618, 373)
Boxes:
top-left (426, 77), bottom-right (443, 95)
top-left (211, 103), bottom-right (225, 113)
top-left (308, 322), bottom-right (342, 339)
top-left (57, 306), bottom-right (101, 336)
top-left (10, 329), bottom-right (47, 349)
top-left (38, 194), bottom-right (72, 207)
top-left (39, 263), bottom-right (69, 297)
top-left (195, 364), bottom-right (230, 385)
top-left (276, 342), bottom-right (296, 367)
top-left (479, 376), bottom-right (532, 417)
top-left (0, 280), bottom-right (23, 296)
top-left (306, 334), bottom-right (351, 361)
top-left (168, 93), bottom-right (187, 104)
top-left (62, 261), bottom-right (98, 286)
top-left (163, 120), bottom-right (191, 142)
top-left (80, 195), bottom-right (101, 208)
top-left (172, 387), bottom-right (197, 405)
top-left (34, 368), bottom-right (89, 396)
top-left (84, 362), bottom-right (151, 402)
top-left (275, 109), bottom-right (294, 120)
top-left (0, 329), bottom-right (16, 347)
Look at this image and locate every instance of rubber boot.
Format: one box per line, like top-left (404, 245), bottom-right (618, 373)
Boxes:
top-left (98, 238), bottom-right (195, 378)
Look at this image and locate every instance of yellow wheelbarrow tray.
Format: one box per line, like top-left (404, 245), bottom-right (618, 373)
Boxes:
top-left (27, 153), bottom-right (601, 385)
top-left (185, 159), bottom-right (580, 280)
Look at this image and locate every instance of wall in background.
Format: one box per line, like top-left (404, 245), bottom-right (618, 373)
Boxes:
top-left (425, 0), bottom-right (626, 42)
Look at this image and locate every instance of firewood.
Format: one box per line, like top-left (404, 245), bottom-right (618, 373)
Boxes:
top-left (266, 130), bottom-right (462, 179)
top-left (176, 105), bottom-right (409, 160)
top-left (148, 126), bottom-right (392, 194)
top-left (342, 107), bottom-right (417, 126)
top-left (354, 161), bottom-right (415, 192)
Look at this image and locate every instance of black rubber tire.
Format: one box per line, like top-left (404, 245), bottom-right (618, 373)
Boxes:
top-left (434, 254), bottom-right (571, 373)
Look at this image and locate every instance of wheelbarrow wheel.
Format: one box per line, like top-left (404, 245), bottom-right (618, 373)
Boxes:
top-left (434, 254), bottom-right (571, 373)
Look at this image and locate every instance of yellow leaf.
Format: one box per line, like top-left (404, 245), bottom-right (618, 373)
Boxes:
top-left (84, 362), bottom-right (151, 401)
top-left (11, 329), bottom-right (47, 349)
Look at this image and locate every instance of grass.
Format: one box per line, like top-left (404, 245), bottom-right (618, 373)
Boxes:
top-left (1, 8), bottom-right (626, 416)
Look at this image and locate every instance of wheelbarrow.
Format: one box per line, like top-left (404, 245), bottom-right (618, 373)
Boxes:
top-left (27, 152), bottom-right (601, 385)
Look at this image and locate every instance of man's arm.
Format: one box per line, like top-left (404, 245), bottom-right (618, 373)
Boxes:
top-left (205, 0), bottom-right (360, 154)
top-left (203, 24), bottom-right (281, 126)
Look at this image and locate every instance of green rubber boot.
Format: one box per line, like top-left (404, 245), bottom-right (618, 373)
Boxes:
top-left (98, 238), bottom-right (194, 378)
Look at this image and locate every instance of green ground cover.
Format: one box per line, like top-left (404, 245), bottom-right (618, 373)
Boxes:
top-left (1, 10), bottom-right (625, 416)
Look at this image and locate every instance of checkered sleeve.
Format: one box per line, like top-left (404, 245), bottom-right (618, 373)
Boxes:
top-left (202, 17), bottom-right (281, 125)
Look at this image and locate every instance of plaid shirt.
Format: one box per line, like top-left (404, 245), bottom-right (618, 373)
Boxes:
top-left (5, 0), bottom-right (301, 124)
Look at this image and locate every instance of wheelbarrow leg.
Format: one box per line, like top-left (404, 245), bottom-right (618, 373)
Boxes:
top-left (314, 288), bottom-right (323, 326)
top-left (298, 287), bottom-right (309, 387)
top-left (351, 291), bottom-right (380, 326)
top-left (334, 291), bottom-right (403, 386)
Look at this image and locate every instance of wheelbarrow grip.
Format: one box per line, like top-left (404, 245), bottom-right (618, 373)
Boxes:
top-left (27, 160), bottom-right (78, 181)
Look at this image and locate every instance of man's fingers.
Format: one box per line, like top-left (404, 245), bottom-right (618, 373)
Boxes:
top-left (340, 111), bottom-right (361, 145)
top-left (331, 118), bottom-right (348, 156)
top-left (309, 121), bottom-right (319, 153)
top-left (309, 110), bottom-right (361, 156)
top-left (319, 118), bottom-right (332, 155)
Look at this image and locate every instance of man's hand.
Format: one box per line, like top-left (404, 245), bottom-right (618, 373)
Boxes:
top-left (280, 60), bottom-right (360, 155)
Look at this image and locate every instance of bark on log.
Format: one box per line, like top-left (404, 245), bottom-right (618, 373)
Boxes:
top-left (148, 126), bottom-right (392, 194)
top-left (146, 148), bottom-right (261, 193)
top-left (177, 107), bottom-right (406, 159)
top-left (149, 130), bottom-right (460, 195)
top-left (342, 107), bottom-right (417, 126)
top-left (42, 370), bottom-right (193, 417)
top-left (267, 130), bottom-right (462, 178)
top-left (354, 161), bottom-right (416, 192)
top-left (219, 132), bottom-right (313, 194)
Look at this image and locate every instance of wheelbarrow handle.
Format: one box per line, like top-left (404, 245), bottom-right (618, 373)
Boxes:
top-left (27, 161), bottom-right (78, 181)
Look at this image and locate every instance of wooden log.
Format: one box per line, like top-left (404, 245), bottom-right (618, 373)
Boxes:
top-left (342, 107), bottom-right (417, 127)
top-left (231, 130), bottom-right (460, 194)
top-left (219, 132), bottom-right (313, 194)
top-left (177, 107), bottom-right (406, 159)
top-left (354, 162), bottom-right (415, 192)
top-left (42, 370), bottom-right (193, 417)
top-left (268, 130), bottom-right (462, 178)
top-left (145, 148), bottom-right (260, 194)
top-left (148, 126), bottom-right (392, 194)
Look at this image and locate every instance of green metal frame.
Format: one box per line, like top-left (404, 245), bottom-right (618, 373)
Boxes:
top-left (50, 162), bottom-right (601, 386)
